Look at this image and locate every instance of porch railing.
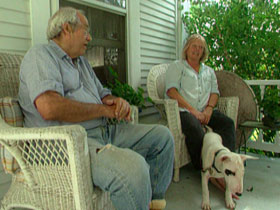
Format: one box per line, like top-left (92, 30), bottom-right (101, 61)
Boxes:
top-left (245, 80), bottom-right (280, 153)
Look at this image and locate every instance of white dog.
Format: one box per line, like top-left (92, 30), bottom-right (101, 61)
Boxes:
top-left (201, 128), bottom-right (258, 210)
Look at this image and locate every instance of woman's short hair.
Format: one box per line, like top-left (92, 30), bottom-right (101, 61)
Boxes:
top-left (182, 34), bottom-right (209, 63)
top-left (46, 7), bottom-right (85, 41)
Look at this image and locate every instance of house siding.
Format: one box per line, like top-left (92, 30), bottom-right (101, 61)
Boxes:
top-left (0, 0), bottom-right (31, 54)
top-left (139, 0), bottom-right (177, 116)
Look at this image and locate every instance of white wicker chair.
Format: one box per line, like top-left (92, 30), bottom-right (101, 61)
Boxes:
top-left (0, 52), bottom-right (140, 209)
top-left (147, 64), bottom-right (239, 182)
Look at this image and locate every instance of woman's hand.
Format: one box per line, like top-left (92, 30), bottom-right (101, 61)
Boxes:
top-left (202, 106), bottom-right (213, 125)
top-left (190, 109), bottom-right (206, 124)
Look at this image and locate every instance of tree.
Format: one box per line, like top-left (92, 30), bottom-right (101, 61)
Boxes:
top-left (182, 0), bottom-right (279, 80)
top-left (182, 0), bottom-right (280, 156)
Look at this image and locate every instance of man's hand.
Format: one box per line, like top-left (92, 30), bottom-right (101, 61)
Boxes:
top-left (103, 97), bottom-right (131, 121)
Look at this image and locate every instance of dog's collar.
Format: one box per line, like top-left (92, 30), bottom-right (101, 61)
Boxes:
top-left (212, 149), bottom-right (225, 173)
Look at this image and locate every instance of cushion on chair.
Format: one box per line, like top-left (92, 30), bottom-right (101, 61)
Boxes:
top-left (0, 97), bottom-right (23, 174)
top-left (0, 97), bottom-right (23, 127)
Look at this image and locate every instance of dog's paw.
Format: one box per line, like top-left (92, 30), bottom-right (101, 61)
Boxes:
top-left (201, 201), bottom-right (211, 210)
top-left (225, 199), bottom-right (236, 209)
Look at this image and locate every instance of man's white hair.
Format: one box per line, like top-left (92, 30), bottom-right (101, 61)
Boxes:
top-left (46, 7), bottom-right (85, 41)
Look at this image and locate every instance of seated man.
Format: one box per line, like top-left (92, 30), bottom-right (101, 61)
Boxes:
top-left (18, 7), bottom-right (174, 210)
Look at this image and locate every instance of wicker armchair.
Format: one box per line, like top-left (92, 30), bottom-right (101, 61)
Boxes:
top-left (147, 64), bottom-right (239, 182)
top-left (0, 52), bottom-right (140, 209)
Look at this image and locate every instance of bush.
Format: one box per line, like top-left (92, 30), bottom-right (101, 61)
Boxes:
top-left (182, 0), bottom-right (280, 156)
top-left (106, 66), bottom-right (153, 109)
top-left (182, 0), bottom-right (279, 80)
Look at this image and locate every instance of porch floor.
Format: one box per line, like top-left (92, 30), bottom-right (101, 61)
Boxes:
top-left (0, 153), bottom-right (279, 209)
top-left (165, 153), bottom-right (280, 210)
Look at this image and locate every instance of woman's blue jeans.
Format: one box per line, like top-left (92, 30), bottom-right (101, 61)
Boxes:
top-left (87, 123), bottom-right (174, 210)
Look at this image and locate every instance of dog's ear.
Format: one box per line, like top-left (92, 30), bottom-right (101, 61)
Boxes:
top-left (220, 155), bottom-right (230, 162)
top-left (240, 154), bottom-right (258, 162)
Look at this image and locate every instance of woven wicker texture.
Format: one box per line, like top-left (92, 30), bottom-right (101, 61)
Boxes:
top-left (0, 119), bottom-right (96, 209)
top-left (0, 53), bottom-right (23, 98)
top-left (0, 52), bottom-right (116, 210)
top-left (147, 64), bottom-right (239, 182)
top-left (216, 71), bottom-right (258, 148)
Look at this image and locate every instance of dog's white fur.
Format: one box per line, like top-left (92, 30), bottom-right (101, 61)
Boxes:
top-left (201, 127), bottom-right (258, 210)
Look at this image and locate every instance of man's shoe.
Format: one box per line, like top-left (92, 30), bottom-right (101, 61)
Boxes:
top-left (149, 199), bottom-right (166, 210)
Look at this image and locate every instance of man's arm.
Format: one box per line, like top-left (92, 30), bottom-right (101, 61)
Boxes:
top-left (166, 87), bottom-right (205, 123)
top-left (35, 91), bottom-right (116, 122)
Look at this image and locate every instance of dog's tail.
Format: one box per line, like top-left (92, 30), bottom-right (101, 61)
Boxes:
top-left (204, 125), bottom-right (213, 133)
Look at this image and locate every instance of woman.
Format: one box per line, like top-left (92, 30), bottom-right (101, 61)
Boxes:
top-left (165, 34), bottom-right (237, 196)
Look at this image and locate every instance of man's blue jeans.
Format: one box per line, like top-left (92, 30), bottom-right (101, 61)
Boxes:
top-left (87, 123), bottom-right (174, 210)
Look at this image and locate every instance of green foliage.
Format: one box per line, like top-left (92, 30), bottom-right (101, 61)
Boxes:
top-left (106, 66), bottom-right (153, 109)
top-left (182, 0), bottom-right (280, 156)
top-left (182, 0), bottom-right (280, 80)
top-left (259, 87), bottom-right (280, 121)
top-left (182, 0), bottom-right (280, 111)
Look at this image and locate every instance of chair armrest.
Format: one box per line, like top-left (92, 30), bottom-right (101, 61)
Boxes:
top-left (151, 98), bottom-right (183, 136)
top-left (151, 98), bottom-right (183, 141)
top-left (150, 98), bottom-right (165, 105)
top-left (163, 99), bottom-right (184, 137)
top-left (217, 96), bottom-right (239, 128)
top-left (0, 118), bottom-right (93, 209)
top-left (130, 105), bottom-right (138, 124)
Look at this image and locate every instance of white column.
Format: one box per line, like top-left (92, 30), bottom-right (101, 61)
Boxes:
top-left (50, 0), bottom-right (60, 16)
top-left (30, 0), bottom-right (52, 45)
top-left (127, 0), bottom-right (141, 89)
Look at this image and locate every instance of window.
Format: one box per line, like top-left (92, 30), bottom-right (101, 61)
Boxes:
top-left (60, 0), bottom-right (126, 84)
top-left (96, 0), bottom-right (126, 8)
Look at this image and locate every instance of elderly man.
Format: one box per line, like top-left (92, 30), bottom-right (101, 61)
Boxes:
top-left (19, 7), bottom-right (174, 210)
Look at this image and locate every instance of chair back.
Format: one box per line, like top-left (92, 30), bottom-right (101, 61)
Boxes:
top-left (215, 70), bottom-right (258, 147)
top-left (0, 52), bottom-right (23, 98)
top-left (147, 63), bottom-right (170, 100)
